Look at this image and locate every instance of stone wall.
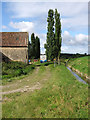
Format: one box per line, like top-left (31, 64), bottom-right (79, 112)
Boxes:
top-left (0, 47), bottom-right (28, 64)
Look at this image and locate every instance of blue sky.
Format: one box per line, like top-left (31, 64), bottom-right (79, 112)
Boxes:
top-left (1, 1), bottom-right (88, 54)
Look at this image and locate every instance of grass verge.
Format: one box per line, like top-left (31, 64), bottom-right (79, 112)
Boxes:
top-left (68, 56), bottom-right (88, 75)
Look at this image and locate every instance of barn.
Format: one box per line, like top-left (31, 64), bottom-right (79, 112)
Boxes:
top-left (0, 32), bottom-right (29, 64)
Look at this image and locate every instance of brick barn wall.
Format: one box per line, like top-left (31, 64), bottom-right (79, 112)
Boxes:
top-left (0, 47), bottom-right (28, 64)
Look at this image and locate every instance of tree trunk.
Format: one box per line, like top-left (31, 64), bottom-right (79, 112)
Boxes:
top-left (58, 55), bottom-right (60, 65)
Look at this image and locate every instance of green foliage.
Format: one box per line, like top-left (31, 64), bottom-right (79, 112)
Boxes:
top-left (46, 9), bottom-right (55, 61)
top-left (31, 33), bottom-right (36, 58)
top-left (22, 65), bottom-right (35, 75)
top-left (2, 61), bottom-right (35, 80)
top-left (35, 36), bottom-right (40, 59)
top-left (13, 69), bottom-right (23, 77)
top-left (29, 33), bottom-right (40, 59)
top-left (55, 9), bottom-right (62, 63)
top-left (45, 9), bottom-right (62, 62)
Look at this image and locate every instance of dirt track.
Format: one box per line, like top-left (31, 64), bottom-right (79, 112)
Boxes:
top-left (1, 66), bottom-right (51, 95)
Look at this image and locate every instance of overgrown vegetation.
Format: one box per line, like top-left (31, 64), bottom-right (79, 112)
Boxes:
top-left (2, 61), bottom-right (35, 80)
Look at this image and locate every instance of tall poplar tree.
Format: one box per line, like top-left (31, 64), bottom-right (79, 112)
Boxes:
top-left (46, 9), bottom-right (55, 61)
top-left (35, 36), bottom-right (40, 59)
top-left (55, 9), bottom-right (62, 64)
top-left (31, 33), bottom-right (36, 58)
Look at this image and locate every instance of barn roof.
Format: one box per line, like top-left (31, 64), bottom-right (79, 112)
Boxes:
top-left (0, 32), bottom-right (29, 47)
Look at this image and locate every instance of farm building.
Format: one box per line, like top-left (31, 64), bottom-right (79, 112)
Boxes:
top-left (0, 32), bottom-right (29, 63)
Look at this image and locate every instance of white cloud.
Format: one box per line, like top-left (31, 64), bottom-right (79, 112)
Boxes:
top-left (2, 25), bottom-right (7, 29)
top-left (75, 34), bottom-right (88, 43)
top-left (3, 2), bottom-right (88, 54)
top-left (61, 31), bottom-right (88, 54)
top-left (7, 2), bottom-right (88, 18)
top-left (6, 2), bottom-right (88, 33)
top-left (8, 2), bottom-right (47, 18)
top-left (9, 21), bottom-right (34, 34)
top-left (61, 14), bottom-right (88, 32)
top-left (62, 31), bottom-right (88, 46)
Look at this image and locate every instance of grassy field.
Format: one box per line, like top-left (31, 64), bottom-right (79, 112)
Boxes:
top-left (2, 63), bottom-right (88, 118)
top-left (68, 56), bottom-right (88, 76)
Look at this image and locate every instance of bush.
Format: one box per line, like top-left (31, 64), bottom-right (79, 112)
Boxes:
top-left (2, 74), bottom-right (13, 79)
top-left (22, 65), bottom-right (35, 75)
top-left (2, 62), bottom-right (35, 79)
top-left (13, 69), bottom-right (23, 77)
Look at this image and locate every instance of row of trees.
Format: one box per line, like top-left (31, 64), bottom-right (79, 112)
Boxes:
top-left (29, 33), bottom-right (40, 59)
top-left (44, 9), bottom-right (62, 64)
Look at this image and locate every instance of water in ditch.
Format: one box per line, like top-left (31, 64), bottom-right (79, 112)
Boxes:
top-left (67, 66), bottom-right (87, 85)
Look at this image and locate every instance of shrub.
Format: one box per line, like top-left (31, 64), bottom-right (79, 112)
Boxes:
top-left (13, 69), bottom-right (23, 77)
top-left (2, 74), bottom-right (13, 79)
top-left (2, 61), bottom-right (35, 80)
top-left (22, 65), bottom-right (35, 75)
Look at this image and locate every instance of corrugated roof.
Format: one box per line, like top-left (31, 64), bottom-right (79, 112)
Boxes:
top-left (0, 32), bottom-right (29, 47)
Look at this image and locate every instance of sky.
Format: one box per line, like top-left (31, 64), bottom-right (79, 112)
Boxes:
top-left (1, 1), bottom-right (88, 54)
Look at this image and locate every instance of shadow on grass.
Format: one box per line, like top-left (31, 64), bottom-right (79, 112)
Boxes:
top-left (35, 62), bottom-right (53, 67)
